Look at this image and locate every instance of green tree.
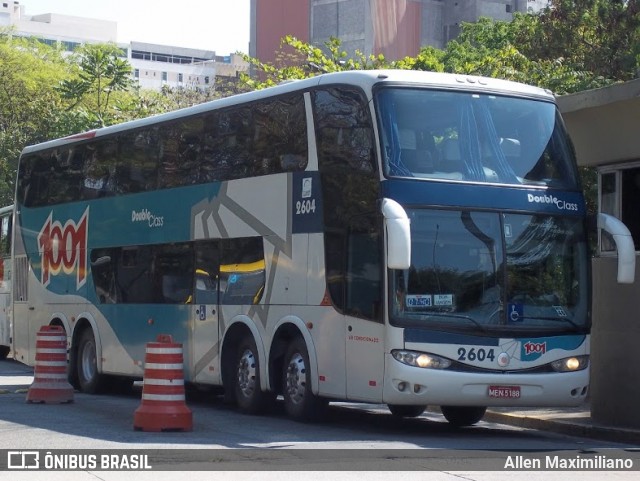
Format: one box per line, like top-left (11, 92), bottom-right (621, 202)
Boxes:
top-left (439, 15), bottom-right (613, 94)
top-left (58, 43), bottom-right (134, 128)
top-left (240, 35), bottom-right (390, 89)
top-left (0, 33), bottom-right (71, 204)
top-left (527, 0), bottom-right (640, 82)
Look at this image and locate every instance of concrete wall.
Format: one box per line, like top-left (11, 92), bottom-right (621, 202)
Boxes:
top-left (590, 257), bottom-right (640, 428)
top-left (558, 79), bottom-right (640, 168)
top-left (558, 79), bottom-right (640, 429)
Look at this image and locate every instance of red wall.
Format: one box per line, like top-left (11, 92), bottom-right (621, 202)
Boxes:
top-left (256, 0), bottom-right (310, 64)
top-left (372, 0), bottom-right (422, 59)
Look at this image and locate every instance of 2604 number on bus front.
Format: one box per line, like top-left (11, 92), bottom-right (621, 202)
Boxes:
top-left (457, 347), bottom-right (496, 363)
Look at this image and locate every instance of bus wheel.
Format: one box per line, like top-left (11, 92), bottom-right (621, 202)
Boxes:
top-left (387, 404), bottom-right (427, 418)
top-left (282, 336), bottom-right (327, 422)
top-left (76, 328), bottom-right (103, 394)
top-left (234, 335), bottom-right (274, 414)
top-left (440, 406), bottom-right (487, 427)
top-left (0, 346), bottom-right (9, 360)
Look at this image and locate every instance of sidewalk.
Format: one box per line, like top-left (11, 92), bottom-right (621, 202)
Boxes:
top-left (484, 404), bottom-right (640, 445)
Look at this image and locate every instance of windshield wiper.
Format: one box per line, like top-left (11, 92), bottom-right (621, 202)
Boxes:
top-left (515, 316), bottom-right (581, 330)
top-left (423, 312), bottom-right (488, 334)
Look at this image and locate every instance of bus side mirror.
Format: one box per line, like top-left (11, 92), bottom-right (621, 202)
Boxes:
top-left (598, 213), bottom-right (636, 284)
top-left (381, 198), bottom-right (411, 270)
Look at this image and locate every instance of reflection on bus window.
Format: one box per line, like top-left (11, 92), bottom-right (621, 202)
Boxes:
top-left (17, 92), bottom-right (309, 208)
top-left (91, 243), bottom-right (194, 304)
top-left (90, 238), bottom-right (265, 306)
top-left (378, 88), bottom-right (579, 189)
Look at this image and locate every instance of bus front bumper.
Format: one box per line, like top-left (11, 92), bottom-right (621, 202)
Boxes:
top-left (382, 353), bottom-right (589, 407)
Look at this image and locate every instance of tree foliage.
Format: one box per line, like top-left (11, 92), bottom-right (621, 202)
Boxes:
top-left (243, 1), bottom-right (640, 96)
top-left (0, 34), bottom-right (71, 203)
top-left (240, 35), bottom-right (389, 89)
top-left (58, 43), bottom-right (134, 128)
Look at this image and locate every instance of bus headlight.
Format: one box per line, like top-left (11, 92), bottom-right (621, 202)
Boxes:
top-left (392, 350), bottom-right (452, 369)
top-left (551, 355), bottom-right (589, 372)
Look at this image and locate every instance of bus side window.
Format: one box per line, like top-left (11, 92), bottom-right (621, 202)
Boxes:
top-left (153, 243), bottom-right (194, 304)
top-left (194, 241), bottom-right (220, 305)
top-left (119, 129), bottom-right (160, 193)
top-left (90, 248), bottom-right (119, 304)
top-left (158, 123), bottom-right (182, 189)
top-left (220, 237), bottom-right (265, 305)
top-left (252, 93), bottom-right (308, 176)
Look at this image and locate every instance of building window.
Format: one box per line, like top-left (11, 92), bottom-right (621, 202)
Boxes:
top-left (599, 165), bottom-right (640, 252)
top-left (205, 76), bottom-right (210, 85)
top-left (178, 73), bottom-right (183, 83)
top-left (134, 69), bottom-right (140, 78)
top-left (506, 4), bottom-right (512, 13)
top-left (162, 71), bottom-right (168, 82)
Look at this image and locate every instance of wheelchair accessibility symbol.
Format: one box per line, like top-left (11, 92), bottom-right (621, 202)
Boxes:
top-left (508, 303), bottom-right (523, 323)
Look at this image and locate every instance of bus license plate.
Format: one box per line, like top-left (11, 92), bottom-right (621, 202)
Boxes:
top-left (488, 385), bottom-right (521, 399)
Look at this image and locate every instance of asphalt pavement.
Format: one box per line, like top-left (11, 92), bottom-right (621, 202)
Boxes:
top-left (2, 357), bottom-right (639, 446)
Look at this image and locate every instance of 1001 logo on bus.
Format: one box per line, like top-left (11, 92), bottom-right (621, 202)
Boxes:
top-left (37, 208), bottom-right (89, 289)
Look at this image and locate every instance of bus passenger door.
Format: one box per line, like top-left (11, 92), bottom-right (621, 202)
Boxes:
top-left (344, 231), bottom-right (385, 402)
top-left (191, 241), bottom-right (221, 384)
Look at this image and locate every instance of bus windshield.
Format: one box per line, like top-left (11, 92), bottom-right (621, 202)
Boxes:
top-left (377, 88), bottom-right (579, 189)
top-left (390, 209), bottom-right (589, 332)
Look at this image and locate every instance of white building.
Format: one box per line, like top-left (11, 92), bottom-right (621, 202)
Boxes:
top-left (0, 1), bottom-right (248, 91)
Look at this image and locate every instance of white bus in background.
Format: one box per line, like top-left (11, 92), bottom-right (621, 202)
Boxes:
top-left (0, 204), bottom-right (12, 359)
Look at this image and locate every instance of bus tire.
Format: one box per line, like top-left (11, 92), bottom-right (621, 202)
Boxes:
top-left (0, 346), bottom-right (9, 360)
top-left (76, 328), bottom-right (103, 394)
top-left (441, 405), bottom-right (486, 427)
top-left (387, 404), bottom-right (427, 418)
top-left (282, 336), bottom-right (327, 422)
top-left (234, 335), bottom-right (274, 414)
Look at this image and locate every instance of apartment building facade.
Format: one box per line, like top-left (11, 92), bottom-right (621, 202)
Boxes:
top-left (0, 1), bottom-right (248, 91)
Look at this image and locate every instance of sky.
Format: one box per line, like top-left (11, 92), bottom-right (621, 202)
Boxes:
top-left (19, 0), bottom-right (251, 54)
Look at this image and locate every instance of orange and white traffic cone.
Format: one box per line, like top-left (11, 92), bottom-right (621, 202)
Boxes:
top-left (26, 325), bottom-right (74, 404)
top-left (133, 334), bottom-right (192, 432)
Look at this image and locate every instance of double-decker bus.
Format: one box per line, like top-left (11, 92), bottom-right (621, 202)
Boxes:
top-left (11, 70), bottom-right (634, 426)
top-left (0, 204), bottom-right (12, 359)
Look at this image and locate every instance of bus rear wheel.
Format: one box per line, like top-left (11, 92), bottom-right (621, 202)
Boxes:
top-left (234, 335), bottom-right (274, 414)
top-left (282, 336), bottom-right (327, 422)
top-left (387, 404), bottom-right (427, 418)
top-left (441, 406), bottom-right (487, 427)
top-left (76, 328), bottom-right (103, 394)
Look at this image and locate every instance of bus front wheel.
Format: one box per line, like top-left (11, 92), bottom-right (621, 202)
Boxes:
top-left (76, 328), bottom-right (103, 394)
top-left (387, 404), bottom-right (427, 418)
top-left (234, 335), bottom-right (274, 414)
top-left (282, 336), bottom-right (327, 422)
top-left (441, 405), bottom-right (487, 427)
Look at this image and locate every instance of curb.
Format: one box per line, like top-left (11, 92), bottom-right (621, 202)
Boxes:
top-left (485, 410), bottom-right (640, 445)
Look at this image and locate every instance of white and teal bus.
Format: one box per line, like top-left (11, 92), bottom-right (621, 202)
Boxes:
top-left (11, 70), bottom-right (634, 426)
top-left (0, 204), bottom-right (13, 360)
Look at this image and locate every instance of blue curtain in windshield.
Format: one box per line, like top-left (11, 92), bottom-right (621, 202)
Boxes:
top-left (378, 93), bottom-right (412, 177)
